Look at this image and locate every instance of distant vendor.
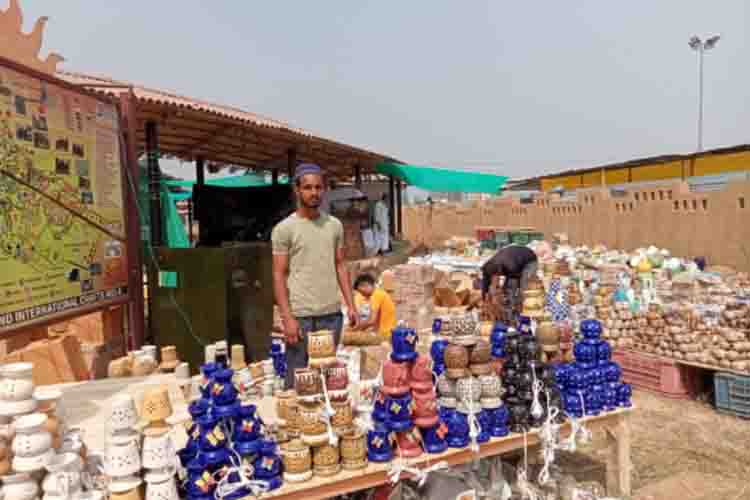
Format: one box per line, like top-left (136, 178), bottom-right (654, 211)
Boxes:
top-left (481, 244), bottom-right (539, 315)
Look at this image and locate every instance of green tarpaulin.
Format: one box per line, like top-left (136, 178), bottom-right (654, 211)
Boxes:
top-left (163, 173), bottom-right (287, 190)
top-left (376, 162), bottom-right (507, 194)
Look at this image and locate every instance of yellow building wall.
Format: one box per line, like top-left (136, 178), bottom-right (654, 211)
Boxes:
top-left (694, 151), bottom-right (750, 176)
top-left (630, 161), bottom-right (683, 182)
top-left (541, 175), bottom-right (583, 192)
top-left (604, 168), bottom-right (629, 185)
top-left (581, 171), bottom-right (603, 187)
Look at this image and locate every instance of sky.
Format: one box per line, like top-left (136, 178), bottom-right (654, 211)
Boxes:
top-left (17, 0), bottom-right (750, 181)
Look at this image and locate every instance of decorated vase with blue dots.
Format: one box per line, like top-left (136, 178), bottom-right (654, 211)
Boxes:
top-left (476, 410), bottom-right (491, 444)
top-left (580, 319), bottom-right (602, 340)
top-left (617, 382), bottom-right (632, 407)
top-left (489, 405), bottom-right (509, 437)
top-left (385, 394), bottom-right (413, 432)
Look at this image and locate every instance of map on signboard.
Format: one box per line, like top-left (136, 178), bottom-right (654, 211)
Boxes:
top-left (0, 64), bottom-right (128, 331)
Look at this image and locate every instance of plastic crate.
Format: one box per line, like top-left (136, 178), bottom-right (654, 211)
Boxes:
top-left (612, 350), bottom-right (696, 399)
top-left (495, 231), bottom-right (511, 246)
top-left (480, 239), bottom-right (498, 251)
top-left (714, 372), bottom-right (750, 418)
top-left (510, 232), bottom-right (530, 245)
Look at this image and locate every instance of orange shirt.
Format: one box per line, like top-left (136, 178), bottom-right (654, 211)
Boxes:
top-left (354, 288), bottom-right (397, 339)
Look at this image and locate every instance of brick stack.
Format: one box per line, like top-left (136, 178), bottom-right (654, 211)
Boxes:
top-left (389, 264), bottom-right (436, 331)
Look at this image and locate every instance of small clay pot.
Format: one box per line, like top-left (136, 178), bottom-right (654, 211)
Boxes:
top-left (281, 439), bottom-right (311, 475)
top-left (536, 321), bottom-right (560, 347)
top-left (275, 390), bottom-right (297, 423)
top-left (312, 442), bottom-right (341, 476)
top-left (295, 369), bottom-right (322, 399)
top-left (444, 345), bottom-right (469, 379)
top-left (469, 340), bottom-right (491, 365)
top-left (330, 399), bottom-right (353, 431)
top-left (339, 429), bottom-right (366, 464)
top-left (307, 331), bottom-right (336, 367)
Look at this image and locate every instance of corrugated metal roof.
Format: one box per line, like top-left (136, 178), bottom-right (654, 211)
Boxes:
top-left (56, 70), bottom-right (397, 164)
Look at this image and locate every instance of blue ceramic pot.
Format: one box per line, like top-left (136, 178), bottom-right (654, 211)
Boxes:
top-left (196, 414), bottom-right (228, 451)
top-left (213, 400), bottom-right (240, 425)
top-left (391, 326), bottom-right (419, 362)
top-left (185, 458), bottom-right (216, 500)
top-left (432, 318), bottom-right (443, 335)
top-left (603, 362), bottom-right (622, 383)
top-left (574, 341), bottom-right (597, 364)
top-left (202, 447), bottom-right (231, 476)
top-left (367, 423), bottom-right (394, 462)
top-left (490, 325), bottom-right (507, 349)
top-left (233, 404), bottom-right (263, 443)
top-left (597, 341), bottom-right (612, 362)
top-left (433, 362), bottom-right (446, 377)
top-left (617, 383), bottom-right (632, 407)
top-left (420, 422), bottom-right (448, 454)
top-left (517, 316), bottom-right (532, 335)
top-left (386, 394), bottom-right (414, 432)
top-left (186, 400), bottom-right (210, 452)
top-left (439, 406), bottom-right (455, 421)
top-left (563, 391), bottom-right (584, 418)
top-left (491, 345), bottom-right (505, 359)
top-left (200, 363), bottom-right (219, 400)
top-left (445, 410), bottom-right (469, 448)
top-left (373, 391), bottom-right (389, 424)
top-left (568, 366), bottom-right (586, 390)
top-left (253, 441), bottom-right (282, 480)
top-left (602, 384), bottom-right (618, 411)
top-left (178, 447), bottom-right (197, 468)
top-left (584, 389), bottom-right (601, 416)
top-left (430, 338), bottom-right (449, 364)
top-left (234, 439), bottom-right (262, 458)
top-left (476, 410), bottom-right (491, 443)
top-left (580, 319), bottom-right (602, 340)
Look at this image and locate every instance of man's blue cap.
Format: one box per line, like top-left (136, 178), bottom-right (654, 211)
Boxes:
top-left (294, 163), bottom-right (323, 181)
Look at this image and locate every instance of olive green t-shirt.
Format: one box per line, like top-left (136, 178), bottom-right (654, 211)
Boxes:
top-left (271, 212), bottom-right (344, 317)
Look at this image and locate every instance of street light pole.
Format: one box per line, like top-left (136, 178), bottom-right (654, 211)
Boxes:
top-left (689, 34), bottom-right (720, 152)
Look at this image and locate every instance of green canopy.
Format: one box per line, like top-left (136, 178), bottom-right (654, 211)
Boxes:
top-left (163, 173), bottom-right (287, 190)
top-left (376, 162), bottom-right (507, 194)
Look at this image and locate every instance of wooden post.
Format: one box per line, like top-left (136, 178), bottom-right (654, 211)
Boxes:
top-left (388, 175), bottom-right (396, 238)
top-left (605, 413), bottom-right (632, 497)
top-left (187, 197), bottom-right (194, 244)
top-left (396, 179), bottom-right (403, 237)
top-left (287, 148), bottom-right (296, 180)
top-left (145, 121), bottom-right (162, 246)
top-left (354, 163), bottom-right (362, 189)
top-left (118, 90), bottom-right (145, 349)
top-left (195, 156), bottom-right (205, 221)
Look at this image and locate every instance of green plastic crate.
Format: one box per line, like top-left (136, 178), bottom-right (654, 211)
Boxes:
top-left (495, 231), bottom-right (511, 246)
top-left (510, 232), bottom-right (530, 245)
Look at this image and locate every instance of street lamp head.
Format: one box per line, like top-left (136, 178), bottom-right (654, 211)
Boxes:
top-left (704, 35), bottom-right (721, 50)
top-left (689, 36), bottom-right (702, 50)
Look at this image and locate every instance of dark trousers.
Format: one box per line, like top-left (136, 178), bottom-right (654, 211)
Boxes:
top-left (285, 312), bottom-right (343, 389)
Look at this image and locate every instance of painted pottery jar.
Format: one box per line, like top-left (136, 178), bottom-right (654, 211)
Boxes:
top-left (1, 473), bottom-right (39, 500)
top-left (144, 474), bottom-right (179, 500)
top-left (372, 391), bottom-right (389, 423)
top-left (432, 318), bottom-right (443, 335)
top-left (366, 423), bottom-right (394, 463)
top-left (104, 435), bottom-right (141, 478)
top-left (340, 429), bottom-right (367, 470)
top-left (43, 452), bottom-right (83, 497)
top-left (596, 341), bottom-right (612, 363)
top-left (281, 439), bottom-right (312, 483)
top-left (324, 362), bottom-right (349, 401)
top-left (436, 373), bottom-right (456, 398)
top-left (476, 410), bottom-right (491, 443)
top-left (12, 413), bottom-right (53, 471)
top-left (409, 355), bottom-right (435, 393)
top-left (430, 338), bottom-right (449, 364)
top-left (294, 368), bottom-right (322, 401)
top-left (253, 441), bottom-right (282, 482)
top-left (297, 401), bottom-right (327, 446)
top-left (330, 399), bottom-right (353, 431)
top-left (518, 337), bottom-right (540, 361)
top-left (275, 391), bottom-right (297, 424)
top-left (382, 359), bottom-right (411, 396)
top-left (199, 363), bottom-right (219, 400)
top-left (307, 330), bottom-right (336, 362)
top-left (604, 362), bottom-right (622, 384)
top-left (412, 393), bottom-right (439, 428)
top-left (385, 394), bottom-right (413, 432)
top-left (195, 414), bottom-right (228, 451)
top-left (470, 340), bottom-right (491, 365)
top-left (617, 383), bottom-right (632, 407)
top-left (444, 344), bottom-right (469, 379)
top-left (185, 459), bottom-right (216, 500)
top-left (504, 330), bottom-right (521, 355)
top-left (209, 368), bottom-right (237, 406)
top-left (452, 315), bottom-right (478, 346)
top-left (478, 374), bottom-right (503, 409)
top-left (580, 319), bottom-right (602, 340)
top-left (312, 442), bottom-right (341, 477)
top-left (438, 396), bottom-right (457, 409)
top-left (536, 320), bottom-right (560, 347)
top-left (490, 405), bottom-right (509, 437)
top-left (0, 363), bottom-right (34, 402)
top-left (395, 428), bottom-right (423, 458)
top-left (574, 341), bottom-right (597, 364)
top-left (390, 326), bottom-right (418, 362)
top-left (142, 432), bottom-right (176, 470)
top-left (455, 377), bottom-right (481, 403)
top-left (444, 410), bottom-right (469, 448)
top-left (420, 421), bottom-right (448, 454)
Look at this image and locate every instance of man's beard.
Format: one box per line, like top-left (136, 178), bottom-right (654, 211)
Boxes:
top-left (300, 197), bottom-right (320, 209)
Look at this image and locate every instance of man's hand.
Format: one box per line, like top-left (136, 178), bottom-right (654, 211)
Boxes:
top-left (283, 316), bottom-right (300, 345)
top-left (347, 308), bottom-right (358, 329)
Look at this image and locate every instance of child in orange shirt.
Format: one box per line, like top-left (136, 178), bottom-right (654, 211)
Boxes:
top-left (353, 273), bottom-right (397, 340)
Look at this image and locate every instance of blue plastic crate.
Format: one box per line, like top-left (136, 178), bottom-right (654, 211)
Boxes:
top-left (714, 372), bottom-right (750, 418)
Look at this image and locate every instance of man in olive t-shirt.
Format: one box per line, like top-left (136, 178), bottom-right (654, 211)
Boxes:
top-left (271, 163), bottom-right (358, 388)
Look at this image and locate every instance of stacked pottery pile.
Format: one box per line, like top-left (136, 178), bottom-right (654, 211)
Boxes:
top-left (429, 327), bottom-right (449, 377)
top-left (0, 362), bottom-right (37, 421)
top-left (489, 322), bottom-right (507, 375)
top-left (536, 314), bottom-right (561, 363)
top-left (104, 394), bottom-right (142, 500)
top-left (411, 355), bottom-right (445, 455)
top-left (280, 439), bottom-right (311, 483)
top-left (12, 412), bottom-right (54, 474)
top-left (555, 320), bottom-right (632, 418)
top-left (42, 452), bottom-right (86, 500)
top-left (157, 346), bottom-right (181, 373)
top-left (140, 386), bottom-right (179, 500)
top-left (268, 337), bottom-right (287, 389)
top-left (368, 325), bottom-right (419, 462)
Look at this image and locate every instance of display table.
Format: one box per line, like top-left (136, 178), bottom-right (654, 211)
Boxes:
top-left (53, 374), bottom-right (632, 499)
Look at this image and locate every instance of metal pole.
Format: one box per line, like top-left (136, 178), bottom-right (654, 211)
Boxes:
top-left (388, 176), bottom-right (396, 238)
top-left (396, 179), bottom-right (403, 237)
top-left (188, 197), bottom-right (194, 245)
top-left (195, 156), bottom-right (205, 222)
top-left (145, 121), bottom-right (162, 246)
top-left (697, 46), bottom-right (704, 152)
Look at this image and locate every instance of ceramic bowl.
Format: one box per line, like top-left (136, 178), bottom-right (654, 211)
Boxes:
top-left (2, 473), bottom-right (39, 500)
top-left (0, 363), bottom-right (34, 402)
top-left (13, 413), bottom-right (52, 458)
top-left (142, 432), bottom-right (176, 469)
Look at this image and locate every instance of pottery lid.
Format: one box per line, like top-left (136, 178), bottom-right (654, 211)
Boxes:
top-left (14, 412), bottom-right (47, 431)
top-left (282, 438), bottom-right (308, 452)
top-left (33, 387), bottom-right (62, 403)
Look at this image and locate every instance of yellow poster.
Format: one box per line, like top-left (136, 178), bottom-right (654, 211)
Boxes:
top-left (0, 64), bottom-right (128, 332)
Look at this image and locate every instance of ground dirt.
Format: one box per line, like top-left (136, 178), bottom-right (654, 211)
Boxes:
top-left (579, 389), bottom-right (750, 500)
